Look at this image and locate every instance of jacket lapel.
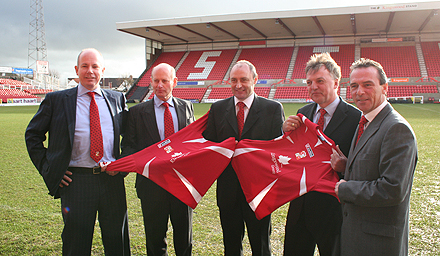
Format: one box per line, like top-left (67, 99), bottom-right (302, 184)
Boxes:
top-left (325, 98), bottom-right (348, 136)
top-left (101, 90), bottom-right (120, 156)
top-left (303, 103), bottom-right (317, 120)
top-left (63, 87), bottom-right (77, 147)
top-left (347, 103), bottom-right (393, 170)
top-left (142, 100), bottom-right (161, 141)
top-left (242, 96), bottom-right (260, 137)
top-left (101, 90), bottom-right (116, 117)
top-left (173, 98), bottom-right (186, 130)
top-left (225, 97), bottom-right (239, 135)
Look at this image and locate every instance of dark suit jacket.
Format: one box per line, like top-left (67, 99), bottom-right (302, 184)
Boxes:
top-left (121, 97), bottom-right (195, 201)
top-left (25, 87), bottom-right (128, 198)
top-left (287, 98), bottom-right (361, 222)
top-left (202, 95), bottom-right (284, 208)
top-left (339, 103), bottom-right (417, 256)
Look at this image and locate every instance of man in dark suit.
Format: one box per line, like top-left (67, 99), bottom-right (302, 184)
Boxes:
top-left (332, 58), bottom-right (417, 256)
top-left (282, 53), bottom-right (361, 256)
top-left (203, 60), bottom-right (285, 256)
top-left (121, 63), bottom-right (195, 256)
top-left (25, 48), bottom-right (130, 255)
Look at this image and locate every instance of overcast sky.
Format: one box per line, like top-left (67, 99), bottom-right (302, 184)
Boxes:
top-left (0, 0), bottom-right (434, 85)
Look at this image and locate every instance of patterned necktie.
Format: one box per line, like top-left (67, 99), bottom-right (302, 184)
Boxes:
top-left (356, 115), bottom-right (368, 145)
top-left (162, 102), bottom-right (175, 138)
top-left (237, 102), bottom-right (245, 139)
top-left (317, 108), bottom-right (327, 131)
top-left (87, 92), bottom-right (103, 163)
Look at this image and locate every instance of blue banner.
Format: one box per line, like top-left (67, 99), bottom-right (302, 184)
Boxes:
top-left (12, 68), bottom-right (33, 75)
top-left (177, 81), bottom-right (199, 85)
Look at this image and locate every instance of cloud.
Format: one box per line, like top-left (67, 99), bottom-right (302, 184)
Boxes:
top-left (1, 0), bottom-right (435, 86)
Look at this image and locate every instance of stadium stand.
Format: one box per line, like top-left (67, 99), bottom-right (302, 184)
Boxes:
top-left (0, 89), bottom-right (38, 103)
top-left (360, 46), bottom-right (421, 78)
top-left (0, 78), bottom-right (33, 89)
top-left (343, 84), bottom-right (438, 99)
top-left (126, 43), bottom-right (439, 103)
top-left (254, 87), bottom-right (271, 98)
top-left (206, 86), bottom-right (271, 100)
top-left (24, 89), bottom-right (53, 95)
top-left (138, 51), bottom-right (186, 87)
top-left (126, 51), bottom-right (186, 101)
top-left (207, 87), bottom-right (233, 99)
top-left (387, 85), bottom-right (438, 97)
top-left (148, 87), bottom-right (207, 102)
top-left (237, 47), bottom-right (294, 79)
top-left (291, 45), bottom-right (355, 79)
top-left (421, 41), bottom-right (440, 78)
top-left (177, 50), bottom-right (237, 81)
top-left (291, 46), bottom-right (313, 79)
top-left (273, 86), bottom-right (310, 100)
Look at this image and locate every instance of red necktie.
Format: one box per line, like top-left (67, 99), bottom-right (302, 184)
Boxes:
top-left (317, 108), bottom-right (327, 131)
top-left (237, 102), bottom-right (245, 139)
top-left (356, 116), bottom-right (368, 145)
top-left (163, 102), bottom-right (175, 138)
top-left (88, 92), bottom-right (103, 163)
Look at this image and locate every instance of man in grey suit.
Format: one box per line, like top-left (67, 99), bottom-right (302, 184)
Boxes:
top-left (332, 58), bottom-right (417, 255)
top-left (282, 53), bottom-right (361, 256)
top-left (121, 63), bottom-right (195, 256)
top-left (25, 48), bottom-right (130, 255)
top-left (203, 60), bottom-right (285, 256)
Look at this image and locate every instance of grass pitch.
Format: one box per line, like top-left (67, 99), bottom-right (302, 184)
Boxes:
top-left (0, 103), bottom-right (439, 255)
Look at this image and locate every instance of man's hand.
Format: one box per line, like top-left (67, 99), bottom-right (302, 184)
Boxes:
top-left (331, 145), bottom-right (347, 173)
top-left (283, 115), bottom-right (302, 133)
top-left (59, 171), bottom-right (72, 187)
top-left (100, 163), bottom-right (119, 176)
top-left (335, 179), bottom-right (346, 196)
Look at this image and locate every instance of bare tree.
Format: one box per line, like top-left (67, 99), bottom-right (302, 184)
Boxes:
top-left (117, 74), bottom-right (135, 92)
top-left (49, 69), bottom-right (60, 79)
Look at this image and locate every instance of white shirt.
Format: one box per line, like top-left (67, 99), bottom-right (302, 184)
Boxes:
top-left (234, 93), bottom-right (255, 122)
top-left (314, 97), bottom-right (341, 131)
top-left (69, 84), bottom-right (115, 168)
top-left (363, 99), bottom-right (388, 129)
top-left (154, 95), bottom-right (179, 141)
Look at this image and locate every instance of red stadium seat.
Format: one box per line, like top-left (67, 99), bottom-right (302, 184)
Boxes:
top-left (360, 46), bottom-right (421, 78)
top-left (421, 41), bottom-right (440, 78)
top-left (177, 50), bottom-right (237, 81)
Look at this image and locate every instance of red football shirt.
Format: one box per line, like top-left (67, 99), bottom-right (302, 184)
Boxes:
top-left (231, 114), bottom-right (340, 219)
top-left (104, 112), bottom-right (236, 209)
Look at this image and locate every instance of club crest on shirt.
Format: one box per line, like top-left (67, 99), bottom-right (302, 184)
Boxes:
top-left (295, 151), bottom-right (307, 160)
top-left (164, 145), bottom-right (174, 154)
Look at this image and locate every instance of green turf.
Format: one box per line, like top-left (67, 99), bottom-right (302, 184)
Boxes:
top-left (0, 103), bottom-right (438, 255)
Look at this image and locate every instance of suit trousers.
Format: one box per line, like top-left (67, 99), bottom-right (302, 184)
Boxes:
top-left (283, 192), bottom-right (341, 256)
top-left (140, 188), bottom-right (193, 256)
top-left (219, 187), bottom-right (271, 256)
top-left (60, 172), bottom-right (130, 256)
